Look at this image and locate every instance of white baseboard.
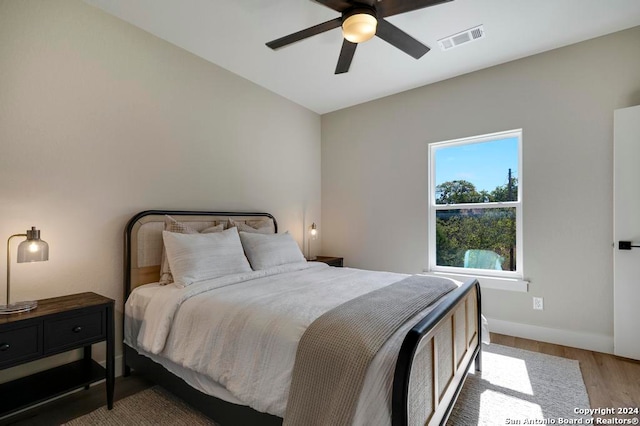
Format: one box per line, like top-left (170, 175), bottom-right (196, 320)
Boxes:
top-left (115, 354), bottom-right (123, 377)
top-left (98, 354), bottom-right (124, 378)
top-left (486, 317), bottom-right (614, 354)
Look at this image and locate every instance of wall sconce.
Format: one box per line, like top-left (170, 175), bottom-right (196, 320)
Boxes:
top-left (307, 223), bottom-right (318, 261)
top-left (0, 227), bottom-right (49, 314)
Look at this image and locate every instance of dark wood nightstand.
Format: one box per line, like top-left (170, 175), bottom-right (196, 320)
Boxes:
top-left (0, 292), bottom-right (114, 418)
top-left (314, 256), bottom-right (344, 267)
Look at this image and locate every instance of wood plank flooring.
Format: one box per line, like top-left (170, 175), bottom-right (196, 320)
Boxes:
top-left (2, 333), bottom-right (639, 425)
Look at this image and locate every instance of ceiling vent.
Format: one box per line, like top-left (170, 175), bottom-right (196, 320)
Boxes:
top-left (438, 25), bottom-right (485, 51)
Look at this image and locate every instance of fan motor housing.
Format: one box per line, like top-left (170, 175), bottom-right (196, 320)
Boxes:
top-left (342, 5), bottom-right (377, 22)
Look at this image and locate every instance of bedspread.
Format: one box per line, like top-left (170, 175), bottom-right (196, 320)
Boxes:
top-left (128, 262), bottom-right (460, 422)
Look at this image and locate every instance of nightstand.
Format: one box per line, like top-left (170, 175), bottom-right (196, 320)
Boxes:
top-left (314, 256), bottom-right (344, 267)
top-left (0, 292), bottom-right (114, 418)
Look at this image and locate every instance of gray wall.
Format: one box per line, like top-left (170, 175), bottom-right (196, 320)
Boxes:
top-left (321, 26), bottom-right (640, 350)
top-left (0, 0), bottom-right (320, 380)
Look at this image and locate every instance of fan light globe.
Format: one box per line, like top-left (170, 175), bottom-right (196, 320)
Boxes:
top-left (342, 13), bottom-right (377, 43)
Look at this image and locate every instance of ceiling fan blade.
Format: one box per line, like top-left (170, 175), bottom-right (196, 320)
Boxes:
top-left (335, 39), bottom-right (357, 74)
top-left (266, 17), bottom-right (342, 50)
top-left (314, 0), bottom-right (354, 13)
top-left (375, 19), bottom-right (430, 59)
top-left (377, 0), bottom-right (453, 18)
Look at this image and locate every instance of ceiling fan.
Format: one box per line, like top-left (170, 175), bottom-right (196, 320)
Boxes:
top-left (266, 0), bottom-right (453, 74)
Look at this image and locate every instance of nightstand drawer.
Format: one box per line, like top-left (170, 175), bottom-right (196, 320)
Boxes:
top-left (0, 324), bottom-right (42, 368)
top-left (44, 310), bottom-right (105, 354)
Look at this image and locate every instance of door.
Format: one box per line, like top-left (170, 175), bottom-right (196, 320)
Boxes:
top-left (613, 105), bottom-right (640, 360)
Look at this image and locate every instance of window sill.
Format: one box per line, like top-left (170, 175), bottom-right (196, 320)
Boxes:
top-left (424, 271), bottom-right (529, 292)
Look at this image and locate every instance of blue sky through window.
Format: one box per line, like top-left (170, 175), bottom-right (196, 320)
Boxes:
top-left (435, 137), bottom-right (519, 192)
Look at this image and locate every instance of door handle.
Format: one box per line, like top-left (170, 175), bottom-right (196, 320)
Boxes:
top-left (619, 241), bottom-right (640, 250)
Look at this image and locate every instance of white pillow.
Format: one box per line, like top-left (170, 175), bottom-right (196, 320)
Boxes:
top-left (162, 227), bottom-right (251, 287)
top-left (239, 231), bottom-right (306, 270)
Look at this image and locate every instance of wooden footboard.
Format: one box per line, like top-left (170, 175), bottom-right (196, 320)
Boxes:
top-left (393, 278), bottom-right (481, 426)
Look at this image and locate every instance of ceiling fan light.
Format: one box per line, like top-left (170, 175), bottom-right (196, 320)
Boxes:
top-left (342, 13), bottom-right (377, 43)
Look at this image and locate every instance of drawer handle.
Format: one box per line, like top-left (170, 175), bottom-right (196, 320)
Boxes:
top-left (72, 326), bottom-right (83, 333)
top-left (0, 343), bottom-right (9, 351)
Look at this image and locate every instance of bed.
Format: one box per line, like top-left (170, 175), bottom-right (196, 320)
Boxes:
top-left (123, 210), bottom-right (482, 426)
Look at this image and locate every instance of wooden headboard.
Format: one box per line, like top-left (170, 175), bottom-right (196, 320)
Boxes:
top-left (123, 210), bottom-right (277, 300)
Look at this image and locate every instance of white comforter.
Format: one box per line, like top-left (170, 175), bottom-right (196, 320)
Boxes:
top-left (126, 262), bottom-right (456, 422)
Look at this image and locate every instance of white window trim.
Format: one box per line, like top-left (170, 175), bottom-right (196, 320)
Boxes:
top-left (425, 272), bottom-right (528, 292)
top-left (428, 129), bottom-right (524, 287)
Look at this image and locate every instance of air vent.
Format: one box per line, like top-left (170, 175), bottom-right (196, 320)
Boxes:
top-left (438, 25), bottom-right (485, 51)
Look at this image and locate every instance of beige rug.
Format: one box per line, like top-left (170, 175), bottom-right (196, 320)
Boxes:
top-left (63, 387), bottom-right (216, 426)
top-left (66, 344), bottom-right (590, 425)
top-left (447, 344), bottom-right (591, 425)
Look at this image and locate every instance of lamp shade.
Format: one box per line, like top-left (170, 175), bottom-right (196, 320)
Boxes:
top-left (307, 222), bottom-right (318, 260)
top-left (342, 12), bottom-right (377, 43)
top-left (17, 227), bottom-right (49, 263)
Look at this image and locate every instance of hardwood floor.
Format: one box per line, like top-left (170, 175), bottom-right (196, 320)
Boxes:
top-left (1, 334), bottom-right (638, 425)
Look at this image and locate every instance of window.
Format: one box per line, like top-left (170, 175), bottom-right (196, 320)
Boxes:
top-left (428, 129), bottom-right (523, 279)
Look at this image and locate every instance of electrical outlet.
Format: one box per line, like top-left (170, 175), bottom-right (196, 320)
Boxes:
top-left (533, 297), bottom-right (544, 311)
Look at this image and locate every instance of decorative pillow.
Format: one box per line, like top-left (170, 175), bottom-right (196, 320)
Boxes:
top-left (159, 216), bottom-right (224, 285)
top-left (200, 225), bottom-right (225, 234)
top-left (162, 227), bottom-right (251, 287)
top-left (228, 218), bottom-right (275, 234)
top-left (239, 231), bottom-right (306, 270)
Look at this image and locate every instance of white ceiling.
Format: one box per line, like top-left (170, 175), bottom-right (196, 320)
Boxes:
top-left (84, 0), bottom-right (640, 114)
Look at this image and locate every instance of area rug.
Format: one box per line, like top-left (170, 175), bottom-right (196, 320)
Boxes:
top-left (66, 344), bottom-right (590, 425)
top-left (63, 386), bottom-right (216, 425)
top-left (447, 343), bottom-right (591, 425)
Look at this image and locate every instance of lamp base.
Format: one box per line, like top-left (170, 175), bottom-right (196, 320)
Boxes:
top-left (0, 300), bottom-right (38, 315)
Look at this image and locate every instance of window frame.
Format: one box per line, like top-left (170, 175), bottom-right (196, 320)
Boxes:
top-left (428, 129), bottom-right (524, 280)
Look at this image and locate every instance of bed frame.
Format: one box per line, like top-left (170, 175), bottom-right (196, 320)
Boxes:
top-left (123, 210), bottom-right (481, 426)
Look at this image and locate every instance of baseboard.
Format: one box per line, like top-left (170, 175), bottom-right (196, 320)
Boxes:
top-left (486, 317), bottom-right (614, 354)
top-left (98, 354), bottom-right (124, 378)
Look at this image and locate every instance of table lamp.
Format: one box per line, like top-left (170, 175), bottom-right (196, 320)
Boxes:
top-left (0, 227), bottom-right (49, 314)
top-left (307, 223), bottom-right (318, 261)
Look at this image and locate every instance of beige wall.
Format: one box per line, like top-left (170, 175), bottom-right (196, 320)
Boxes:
top-left (321, 27), bottom-right (640, 351)
top-left (0, 0), bottom-right (320, 380)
